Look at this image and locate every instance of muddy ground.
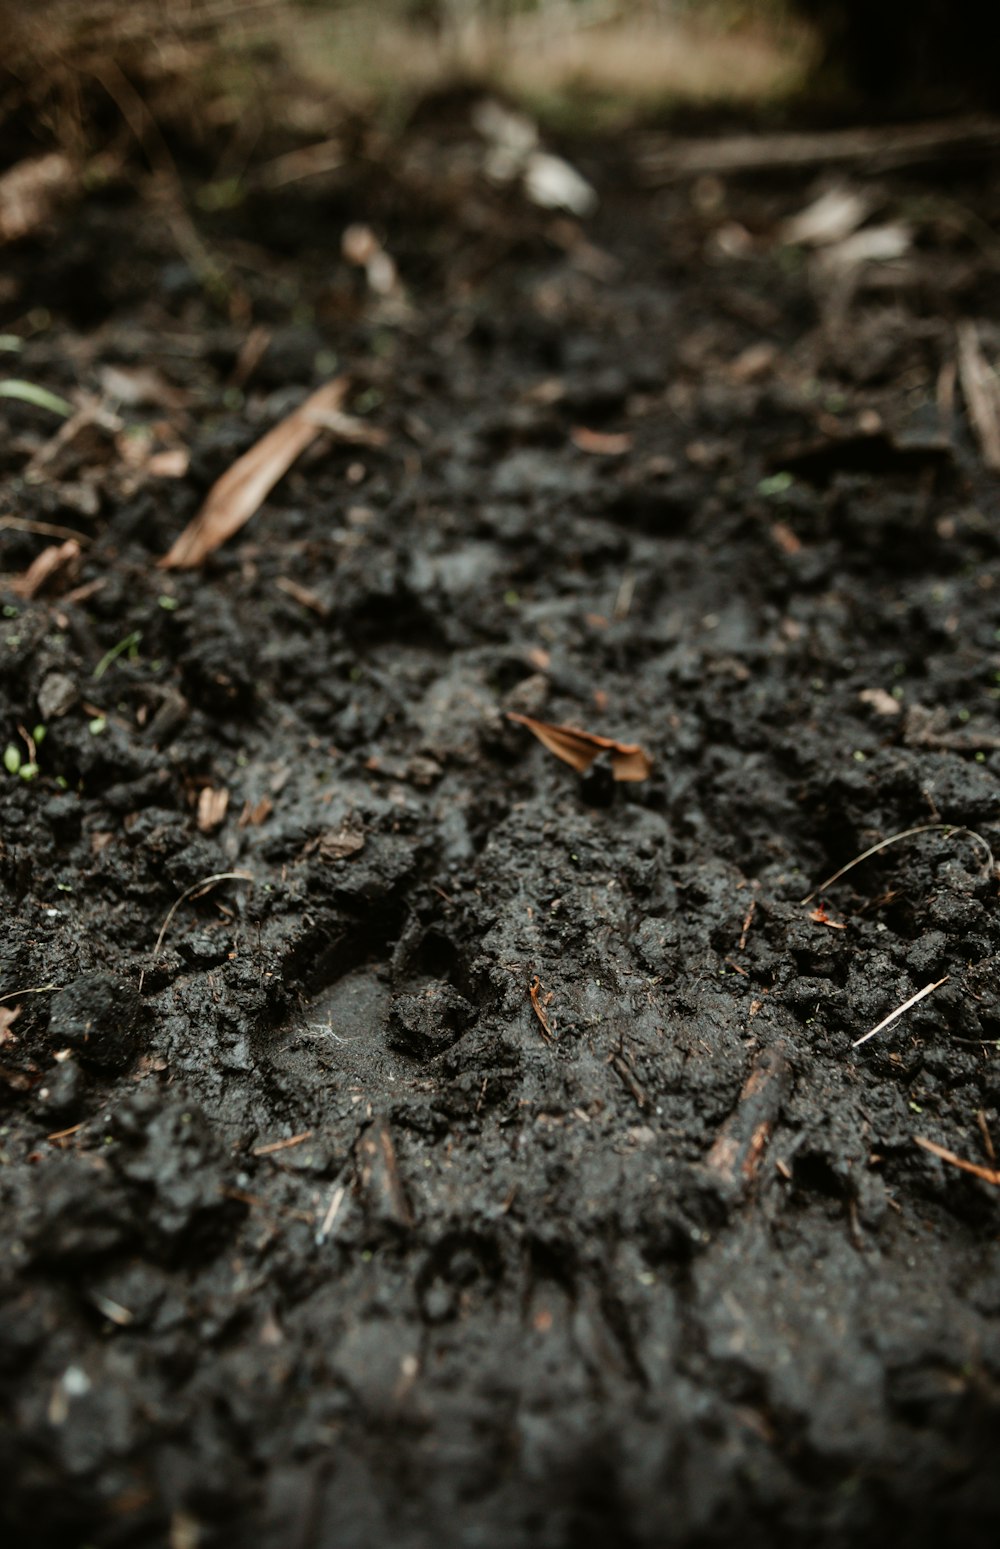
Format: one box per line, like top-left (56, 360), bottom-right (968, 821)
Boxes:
top-left (2, 99), bottom-right (1000, 1548)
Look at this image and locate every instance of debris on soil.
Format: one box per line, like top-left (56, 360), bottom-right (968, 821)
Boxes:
top-left (507, 712), bottom-right (653, 781)
top-left (160, 377), bottom-right (351, 567)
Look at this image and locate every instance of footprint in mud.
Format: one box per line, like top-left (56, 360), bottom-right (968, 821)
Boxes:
top-left (271, 952), bottom-right (476, 1091)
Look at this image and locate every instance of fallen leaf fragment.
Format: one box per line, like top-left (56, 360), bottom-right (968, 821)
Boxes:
top-left (914, 1135), bottom-right (1000, 1187)
top-left (808, 906), bottom-right (847, 930)
top-left (317, 825), bottom-right (365, 862)
top-left (957, 320), bottom-right (1000, 471)
top-left (529, 976), bottom-right (554, 1041)
top-left (0, 153), bottom-right (75, 243)
top-left (238, 797), bottom-right (273, 828)
top-left (507, 712), bottom-right (652, 782)
top-left (0, 1005), bottom-right (21, 1045)
top-left (11, 539), bottom-right (81, 599)
top-left (859, 686), bottom-right (901, 717)
top-left (197, 786), bottom-right (229, 833)
top-left (571, 426), bottom-right (632, 457)
top-left (147, 448), bottom-right (190, 479)
top-left (275, 576), bottom-right (328, 616)
top-left (160, 377), bottom-right (349, 568)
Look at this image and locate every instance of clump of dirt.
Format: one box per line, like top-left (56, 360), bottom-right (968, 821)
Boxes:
top-left (2, 91), bottom-right (1000, 1548)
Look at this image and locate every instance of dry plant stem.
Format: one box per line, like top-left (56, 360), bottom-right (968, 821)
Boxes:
top-left (152, 871), bottom-right (253, 956)
top-left (0, 983), bottom-right (61, 1005)
top-left (801, 823), bottom-right (995, 905)
top-left (252, 1130), bottom-right (313, 1157)
top-left (0, 515), bottom-right (91, 543)
top-left (529, 976), bottom-right (554, 1041)
top-left (914, 1135), bottom-right (1000, 1186)
top-left (851, 976), bottom-right (949, 1050)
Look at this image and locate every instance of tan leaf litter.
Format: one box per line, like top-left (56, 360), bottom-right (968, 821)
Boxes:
top-left (160, 377), bottom-right (350, 568)
top-left (507, 712), bottom-right (652, 782)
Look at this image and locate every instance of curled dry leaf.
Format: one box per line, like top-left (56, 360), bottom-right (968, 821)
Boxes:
top-left (507, 712), bottom-right (652, 782)
top-left (160, 377), bottom-right (349, 569)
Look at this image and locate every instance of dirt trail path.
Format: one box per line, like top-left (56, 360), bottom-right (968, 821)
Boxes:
top-left (2, 104), bottom-right (1000, 1546)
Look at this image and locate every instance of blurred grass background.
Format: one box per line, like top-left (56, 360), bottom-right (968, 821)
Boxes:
top-left (1, 0), bottom-right (994, 171)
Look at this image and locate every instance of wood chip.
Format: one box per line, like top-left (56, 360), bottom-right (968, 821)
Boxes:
top-left (160, 377), bottom-right (350, 568)
top-left (507, 711), bottom-right (652, 782)
top-left (196, 786), bottom-right (229, 833)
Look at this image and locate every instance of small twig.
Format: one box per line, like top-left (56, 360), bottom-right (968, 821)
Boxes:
top-left (738, 896), bottom-right (757, 951)
top-left (0, 515), bottom-right (91, 544)
top-left (152, 871), bottom-right (253, 956)
top-left (851, 976), bottom-right (949, 1050)
top-left (252, 1130), bottom-right (313, 1157)
top-left (914, 1135), bottom-right (1000, 1186)
top-left (801, 824), bottom-right (995, 905)
top-left (529, 975), bottom-right (554, 1041)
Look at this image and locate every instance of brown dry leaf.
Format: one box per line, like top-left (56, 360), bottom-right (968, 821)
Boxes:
top-left (914, 1135), bottom-right (1000, 1186)
top-left (317, 825), bottom-right (366, 862)
top-left (0, 1005), bottom-right (21, 1045)
top-left (238, 797), bottom-right (273, 829)
top-left (197, 786), bottom-right (229, 833)
top-left (571, 426), bottom-right (633, 456)
top-left (507, 712), bottom-right (652, 782)
top-left (160, 377), bottom-right (349, 568)
top-left (11, 539), bottom-right (81, 599)
top-left (0, 153), bottom-right (75, 243)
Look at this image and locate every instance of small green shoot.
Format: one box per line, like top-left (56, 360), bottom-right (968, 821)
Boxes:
top-left (93, 630), bottom-right (141, 681)
top-left (0, 380), bottom-right (74, 417)
top-left (88, 716), bottom-right (107, 736)
top-left (3, 744), bottom-right (21, 775)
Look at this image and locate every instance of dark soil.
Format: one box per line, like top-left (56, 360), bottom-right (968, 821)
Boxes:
top-left (3, 101), bottom-right (1000, 1548)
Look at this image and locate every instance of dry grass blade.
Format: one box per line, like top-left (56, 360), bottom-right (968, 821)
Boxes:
top-left (914, 1135), bottom-right (1000, 1186)
top-left (160, 377), bottom-right (349, 568)
top-left (957, 320), bottom-right (1000, 470)
top-left (851, 976), bottom-right (949, 1050)
top-left (800, 823), bottom-right (995, 905)
top-left (152, 870), bottom-right (253, 956)
top-left (507, 712), bottom-right (652, 782)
